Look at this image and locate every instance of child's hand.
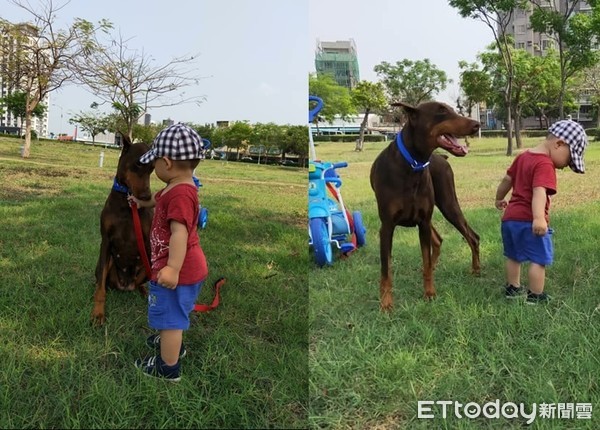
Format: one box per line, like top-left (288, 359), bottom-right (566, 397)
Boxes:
top-left (495, 199), bottom-right (508, 210)
top-left (127, 195), bottom-right (140, 207)
top-left (157, 266), bottom-right (179, 289)
top-left (532, 218), bottom-right (548, 236)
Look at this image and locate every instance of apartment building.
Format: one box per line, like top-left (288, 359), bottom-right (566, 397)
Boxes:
top-left (0, 22), bottom-right (50, 137)
top-left (314, 39), bottom-right (360, 90)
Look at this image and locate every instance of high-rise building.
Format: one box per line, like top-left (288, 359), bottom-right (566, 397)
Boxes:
top-left (502, 1), bottom-right (593, 55)
top-left (315, 39), bottom-right (360, 89)
top-left (0, 22), bottom-right (49, 137)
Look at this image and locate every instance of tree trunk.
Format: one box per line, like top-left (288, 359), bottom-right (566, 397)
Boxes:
top-left (22, 111), bottom-right (33, 158)
top-left (505, 84), bottom-right (514, 157)
top-left (355, 108), bottom-right (370, 152)
top-left (514, 106), bottom-right (522, 149)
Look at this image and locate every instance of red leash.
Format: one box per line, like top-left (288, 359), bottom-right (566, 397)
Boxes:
top-left (130, 201), bottom-right (153, 278)
top-left (129, 201), bottom-right (224, 312)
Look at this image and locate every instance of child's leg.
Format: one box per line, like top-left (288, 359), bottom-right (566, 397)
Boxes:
top-left (505, 258), bottom-right (521, 286)
top-left (160, 329), bottom-right (183, 366)
top-left (528, 263), bottom-right (545, 294)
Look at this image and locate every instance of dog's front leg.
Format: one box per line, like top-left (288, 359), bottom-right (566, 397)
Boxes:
top-left (91, 238), bottom-right (112, 325)
top-left (379, 221), bottom-right (395, 311)
top-left (418, 222), bottom-right (436, 299)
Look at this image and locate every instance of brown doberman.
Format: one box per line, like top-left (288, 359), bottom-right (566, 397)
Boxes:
top-left (91, 136), bottom-right (154, 325)
top-left (370, 101), bottom-right (480, 311)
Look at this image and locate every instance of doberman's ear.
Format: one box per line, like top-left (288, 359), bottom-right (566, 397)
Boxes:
top-left (391, 101), bottom-right (416, 111)
top-left (391, 101), bottom-right (418, 123)
top-left (121, 134), bottom-right (132, 149)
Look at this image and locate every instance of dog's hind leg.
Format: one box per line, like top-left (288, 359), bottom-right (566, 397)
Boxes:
top-left (379, 221), bottom-right (395, 311)
top-left (418, 221), bottom-right (436, 300)
top-left (437, 206), bottom-right (480, 276)
top-left (430, 225), bottom-right (443, 271)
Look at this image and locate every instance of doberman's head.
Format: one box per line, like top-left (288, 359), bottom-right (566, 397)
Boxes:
top-left (393, 101), bottom-right (480, 157)
top-left (115, 136), bottom-right (154, 201)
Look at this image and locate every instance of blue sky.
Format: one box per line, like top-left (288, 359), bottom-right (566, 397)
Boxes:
top-left (3, 0), bottom-right (308, 135)
top-left (309, 0), bottom-right (494, 107)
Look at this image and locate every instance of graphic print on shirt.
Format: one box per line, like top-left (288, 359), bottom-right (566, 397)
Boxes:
top-left (150, 202), bottom-right (170, 264)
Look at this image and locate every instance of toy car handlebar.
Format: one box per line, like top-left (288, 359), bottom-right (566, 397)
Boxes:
top-left (309, 96), bottom-right (324, 123)
top-left (332, 162), bottom-right (348, 169)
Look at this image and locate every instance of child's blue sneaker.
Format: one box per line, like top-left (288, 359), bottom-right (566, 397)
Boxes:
top-left (134, 355), bottom-right (181, 382)
top-left (505, 284), bottom-right (525, 299)
top-left (526, 290), bottom-right (551, 305)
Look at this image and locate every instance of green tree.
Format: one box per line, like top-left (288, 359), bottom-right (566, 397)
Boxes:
top-left (308, 73), bottom-right (355, 126)
top-left (350, 80), bottom-right (387, 151)
top-left (1, 91), bottom-right (46, 136)
top-left (450, 0), bottom-right (526, 155)
top-left (0, 0), bottom-right (111, 158)
top-left (251, 122), bottom-right (283, 164)
top-left (458, 60), bottom-right (491, 119)
top-left (575, 63), bottom-right (600, 126)
top-left (373, 59), bottom-right (450, 106)
top-left (222, 121), bottom-right (253, 160)
top-left (68, 107), bottom-right (110, 144)
top-left (281, 125), bottom-right (308, 167)
top-left (529, 0), bottom-right (600, 119)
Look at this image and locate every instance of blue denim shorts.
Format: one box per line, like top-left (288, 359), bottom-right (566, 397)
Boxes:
top-left (147, 280), bottom-right (203, 330)
top-left (501, 220), bottom-right (554, 266)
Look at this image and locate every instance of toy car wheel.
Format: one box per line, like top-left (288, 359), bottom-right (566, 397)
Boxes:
top-left (310, 217), bottom-right (332, 267)
top-left (353, 211), bottom-right (366, 247)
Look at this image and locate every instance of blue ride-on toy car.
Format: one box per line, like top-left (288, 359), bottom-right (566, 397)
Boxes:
top-left (308, 96), bottom-right (366, 267)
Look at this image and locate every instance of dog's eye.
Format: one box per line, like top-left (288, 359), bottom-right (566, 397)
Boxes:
top-left (134, 160), bottom-right (144, 169)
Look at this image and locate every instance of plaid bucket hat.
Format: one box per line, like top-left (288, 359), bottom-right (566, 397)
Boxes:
top-left (139, 123), bottom-right (204, 164)
top-left (548, 119), bottom-right (588, 174)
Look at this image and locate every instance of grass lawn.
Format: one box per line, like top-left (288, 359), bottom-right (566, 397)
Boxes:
top-left (0, 137), bottom-right (307, 429)
top-left (309, 136), bottom-right (600, 429)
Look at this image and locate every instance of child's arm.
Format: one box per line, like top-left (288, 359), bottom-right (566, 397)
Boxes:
top-left (128, 193), bottom-right (156, 208)
top-left (156, 220), bottom-right (189, 289)
top-left (531, 187), bottom-right (548, 236)
top-left (495, 174), bottom-right (512, 210)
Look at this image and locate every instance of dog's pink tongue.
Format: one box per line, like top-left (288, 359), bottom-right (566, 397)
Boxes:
top-left (448, 135), bottom-right (468, 155)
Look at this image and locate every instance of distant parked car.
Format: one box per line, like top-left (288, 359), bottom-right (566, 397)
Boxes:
top-left (280, 159), bottom-right (298, 167)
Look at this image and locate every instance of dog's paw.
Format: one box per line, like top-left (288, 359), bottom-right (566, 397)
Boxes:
top-left (380, 301), bottom-right (394, 312)
top-left (424, 292), bottom-right (437, 301)
top-left (90, 312), bottom-right (106, 326)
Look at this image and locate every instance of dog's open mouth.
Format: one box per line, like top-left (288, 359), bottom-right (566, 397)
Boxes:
top-left (437, 134), bottom-right (468, 157)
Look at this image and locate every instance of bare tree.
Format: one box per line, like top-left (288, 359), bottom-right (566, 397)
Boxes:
top-left (0, 0), bottom-right (110, 158)
top-left (72, 32), bottom-right (205, 141)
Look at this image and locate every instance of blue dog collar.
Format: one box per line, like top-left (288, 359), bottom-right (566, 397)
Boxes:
top-left (396, 132), bottom-right (430, 172)
top-left (112, 177), bottom-right (130, 194)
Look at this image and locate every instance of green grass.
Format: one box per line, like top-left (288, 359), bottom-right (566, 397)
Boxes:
top-left (309, 137), bottom-right (600, 429)
top-left (0, 137), bottom-right (307, 429)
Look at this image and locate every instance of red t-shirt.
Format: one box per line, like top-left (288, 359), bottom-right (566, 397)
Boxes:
top-left (149, 183), bottom-right (208, 284)
top-left (502, 151), bottom-right (557, 223)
